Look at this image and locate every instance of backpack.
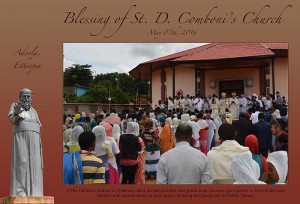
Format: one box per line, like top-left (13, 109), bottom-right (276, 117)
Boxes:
top-left (63, 151), bottom-right (83, 184)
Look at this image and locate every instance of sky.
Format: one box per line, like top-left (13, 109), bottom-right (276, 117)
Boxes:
top-left (63, 43), bottom-right (208, 75)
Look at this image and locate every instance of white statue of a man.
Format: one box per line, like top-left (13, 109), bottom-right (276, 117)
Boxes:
top-left (8, 88), bottom-right (43, 196)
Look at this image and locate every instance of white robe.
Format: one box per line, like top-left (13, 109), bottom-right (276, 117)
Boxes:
top-left (229, 97), bottom-right (239, 120)
top-left (267, 151), bottom-right (288, 184)
top-left (207, 140), bottom-right (251, 184)
top-left (211, 98), bottom-right (220, 115)
top-left (238, 97), bottom-right (248, 113)
top-left (219, 98), bottom-right (229, 114)
top-left (206, 119), bottom-right (216, 150)
top-left (8, 103), bottom-right (43, 196)
top-left (232, 152), bottom-right (266, 184)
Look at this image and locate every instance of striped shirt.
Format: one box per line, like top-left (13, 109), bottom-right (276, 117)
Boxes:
top-left (80, 150), bottom-right (105, 184)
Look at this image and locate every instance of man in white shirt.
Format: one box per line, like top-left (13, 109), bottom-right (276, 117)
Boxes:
top-left (194, 95), bottom-right (204, 111)
top-left (249, 109), bottom-right (260, 124)
top-left (167, 97), bottom-right (174, 110)
top-left (157, 124), bottom-right (212, 184)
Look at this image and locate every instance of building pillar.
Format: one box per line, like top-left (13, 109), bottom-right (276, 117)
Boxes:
top-left (271, 58), bottom-right (275, 96)
top-left (161, 68), bottom-right (165, 102)
top-left (259, 66), bottom-right (266, 95)
top-left (171, 64), bottom-right (175, 99)
top-left (199, 69), bottom-right (205, 97)
top-left (138, 71), bottom-right (141, 106)
top-left (194, 65), bottom-right (198, 96)
top-left (149, 65), bottom-right (152, 103)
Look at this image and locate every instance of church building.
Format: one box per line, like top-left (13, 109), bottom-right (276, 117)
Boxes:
top-left (129, 43), bottom-right (288, 106)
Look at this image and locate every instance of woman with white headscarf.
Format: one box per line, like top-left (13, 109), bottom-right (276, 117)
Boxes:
top-left (63, 117), bottom-right (73, 144)
top-left (212, 114), bottom-right (222, 145)
top-left (159, 118), bottom-right (175, 154)
top-left (273, 109), bottom-right (281, 119)
top-left (181, 114), bottom-right (190, 124)
top-left (66, 126), bottom-right (84, 153)
top-left (231, 152), bottom-right (266, 184)
top-left (197, 112), bottom-right (209, 154)
top-left (172, 117), bottom-right (179, 129)
top-left (129, 122), bottom-right (146, 184)
top-left (92, 126), bottom-right (112, 184)
top-left (149, 112), bottom-right (159, 130)
top-left (112, 124), bottom-right (121, 146)
top-left (119, 122), bottom-right (144, 184)
top-left (102, 123), bottom-right (120, 184)
top-left (205, 114), bottom-right (216, 150)
top-left (187, 117), bottom-right (201, 149)
top-left (261, 151), bottom-right (288, 184)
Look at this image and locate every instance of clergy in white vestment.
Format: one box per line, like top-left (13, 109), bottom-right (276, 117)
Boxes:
top-left (219, 92), bottom-right (229, 114)
top-left (211, 94), bottom-right (220, 115)
top-left (238, 94), bottom-right (248, 113)
top-left (229, 92), bottom-right (239, 121)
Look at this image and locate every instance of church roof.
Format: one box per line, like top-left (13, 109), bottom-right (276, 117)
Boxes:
top-left (129, 43), bottom-right (288, 80)
top-left (172, 43), bottom-right (275, 62)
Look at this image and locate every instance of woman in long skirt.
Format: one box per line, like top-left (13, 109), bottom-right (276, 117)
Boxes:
top-left (142, 118), bottom-right (160, 178)
top-left (102, 123), bottom-right (120, 184)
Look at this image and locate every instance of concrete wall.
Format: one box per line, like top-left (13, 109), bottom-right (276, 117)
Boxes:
top-left (174, 66), bottom-right (195, 97)
top-left (205, 68), bottom-right (260, 97)
top-left (152, 69), bottom-right (161, 107)
top-left (152, 66), bottom-right (196, 107)
top-left (274, 58), bottom-right (288, 101)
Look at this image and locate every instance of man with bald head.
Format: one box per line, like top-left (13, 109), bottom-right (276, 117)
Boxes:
top-left (8, 88), bottom-right (43, 196)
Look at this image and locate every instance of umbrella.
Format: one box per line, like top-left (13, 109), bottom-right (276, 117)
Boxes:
top-left (102, 115), bottom-right (121, 125)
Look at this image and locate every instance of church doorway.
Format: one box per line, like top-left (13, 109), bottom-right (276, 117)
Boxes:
top-left (219, 80), bottom-right (244, 98)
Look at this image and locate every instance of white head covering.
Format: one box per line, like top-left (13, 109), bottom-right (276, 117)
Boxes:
top-left (92, 126), bottom-right (108, 156)
top-left (67, 126), bottom-right (84, 146)
top-left (99, 121), bottom-right (106, 126)
top-left (187, 121), bottom-right (201, 141)
top-left (173, 118), bottom-right (179, 128)
top-left (231, 152), bottom-right (264, 184)
top-left (181, 114), bottom-right (190, 124)
top-left (126, 122), bottom-right (139, 136)
top-left (63, 128), bottom-right (72, 144)
top-left (165, 117), bottom-right (172, 126)
top-left (267, 151), bottom-right (288, 183)
top-left (112, 124), bottom-right (121, 145)
top-left (149, 112), bottom-right (156, 119)
top-left (197, 119), bottom-right (208, 129)
top-left (275, 109), bottom-right (281, 118)
top-left (190, 115), bottom-right (196, 121)
top-left (81, 112), bottom-right (86, 118)
top-left (133, 122), bottom-right (140, 136)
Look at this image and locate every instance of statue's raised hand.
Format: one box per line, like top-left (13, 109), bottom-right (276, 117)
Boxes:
top-left (14, 101), bottom-right (23, 115)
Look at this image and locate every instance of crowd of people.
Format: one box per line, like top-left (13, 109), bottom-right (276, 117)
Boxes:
top-left (63, 91), bottom-right (288, 185)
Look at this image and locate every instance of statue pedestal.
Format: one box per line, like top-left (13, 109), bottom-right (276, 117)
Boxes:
top-left (0, 196), bottom-right (54, 203)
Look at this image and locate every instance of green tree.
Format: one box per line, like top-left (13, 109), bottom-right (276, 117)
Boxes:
top-left (64, 64), bottom-right (93, 87)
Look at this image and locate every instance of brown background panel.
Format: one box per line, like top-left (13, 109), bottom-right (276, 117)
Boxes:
top-left (0, 0), bottom-right (300, 203)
